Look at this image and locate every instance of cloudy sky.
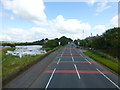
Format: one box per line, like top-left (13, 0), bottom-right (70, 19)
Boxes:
top-left (0, 0), bottom-right (119, 42)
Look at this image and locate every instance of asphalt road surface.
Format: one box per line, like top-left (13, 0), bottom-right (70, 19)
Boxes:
top-left (4, 43), bottom-right (120, 89)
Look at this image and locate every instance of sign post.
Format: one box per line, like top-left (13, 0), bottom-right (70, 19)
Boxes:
top-left (58, 42), bottom-right (61, 46)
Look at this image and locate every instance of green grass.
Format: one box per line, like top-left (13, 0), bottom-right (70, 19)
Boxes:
top-left (1, 41), bottom-right (16, 44)
top-left (1, 47), bottom-right (15, 61)
top-left (2, 46), bottom-right (61, 78)
top-left (92, 50), bottom-right (119, 62)
top-left (1, 47), bottom-right (44, 77)
top-left (84, 51), bottom-right (120, 75)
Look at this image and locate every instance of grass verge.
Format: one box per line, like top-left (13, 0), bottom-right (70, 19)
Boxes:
top-left (1, 47), bottom-right (44, 77)
top-left (2, 54), bottom-right (44, 77)
top-left (84, 50), bottom-right (120, 75)
top-left (2, 46), bottom-right (61, 86)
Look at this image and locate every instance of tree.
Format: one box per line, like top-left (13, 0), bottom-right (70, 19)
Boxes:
top-left (59, 36), bottom-right (72, 46)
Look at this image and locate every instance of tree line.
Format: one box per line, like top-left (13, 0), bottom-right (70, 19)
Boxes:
top-left (74, 27), bottom-right (120, 59)
top-left (2, 36), bottom-right (73, 50)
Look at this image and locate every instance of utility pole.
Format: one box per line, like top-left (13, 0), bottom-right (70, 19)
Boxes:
top-left (83, 30), bottom-right (84, 39)
top-left (91, 33), bottom-right (92, 37)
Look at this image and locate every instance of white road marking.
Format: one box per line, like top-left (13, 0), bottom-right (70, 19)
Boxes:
top-left (57, 47), bottom-right (66, 65)
top-left (79, 54), bottom-right (82, 56)
top-left (72, 57), bottom-right (74, 62)
top-left (80, 53), bottom-right (83, 57)
top-left (74, 49), bottom-right (83, 57)
top-left (74, 49), bottom-right (92, 64)
top-left (70, 48), bottom-right (74, 62)
top-left (70, 49), bottom-right (72, 55)
top-left (85, 58), bottom-right (91, 64)
top-left (74, 64), bottom-right (81, 79)
top-left (57, 58), bottom-right (61, 64)
top-left (96, 68), bottom-right (120, 89)
top-left (62, 47), bottom-right (66, 55)
top-left (45, 68), bottom-right (56, 89)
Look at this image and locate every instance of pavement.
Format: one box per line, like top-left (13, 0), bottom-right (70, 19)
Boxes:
top-left (3, 43), bottom-right (120, 89)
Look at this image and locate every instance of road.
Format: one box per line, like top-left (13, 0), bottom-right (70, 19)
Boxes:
top-left (4, 43), bottom-right (120, 89)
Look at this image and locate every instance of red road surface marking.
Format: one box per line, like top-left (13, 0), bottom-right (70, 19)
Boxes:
top-left (53, 61), bottom-right (95, 63)
top-left (59, 54), bottom-right (80, 55)
top-left (65, 48), bottom-right (76, 49)
top-left (44, 70), bottom-right (111, 74)
top-left (57, 56), bottom-right (87, 58)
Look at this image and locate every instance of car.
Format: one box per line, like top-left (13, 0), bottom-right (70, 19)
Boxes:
top-left (76, 46), bottom-right (80, 48)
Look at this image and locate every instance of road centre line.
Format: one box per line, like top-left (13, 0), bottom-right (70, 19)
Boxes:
top-left (74, 64), bottom-right (81, 79)
top-left (72, 57), bottom-right (74, 62)
top-left (85, 58), bottom-right (91, 64)
top-left (45, 68), bottom-right (56, 89)
top-left (57, 47), bottom-right (66, 64)
top-left (96, 68), bottom-right (120, 89)
top-left (46, 47), bottom-right (66, 88)
top-left (70, 48), bottom-right (74, 62)
top-left (57, 58), bottom-right (61, 64)
top-left (70, 46), bottom-right (80, 79)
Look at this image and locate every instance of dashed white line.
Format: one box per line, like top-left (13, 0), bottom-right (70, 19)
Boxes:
top-left (79, 54), bottom-right (82, 57)
top-left (45, 68), bottom-right (56, 89)
top-left (85, 58), bottom-right (91, 64)
top-left (57, 47), bottom-right (66, 65)
top-left (74, 49), bottom-right (92, 64)
top-left (74, 64), bottom-right (81, 79)
top-left (96, 68), bottom-right (120, 89)
top-left (57, 58), bottom-right (61, 64)
top-left (72, 57), bottom-right (74, 62)
top-left (70, 48), bottom-right (74, 62)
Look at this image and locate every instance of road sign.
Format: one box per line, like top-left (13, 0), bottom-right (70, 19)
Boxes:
top-left (58, 42), bottom-right (61, 45)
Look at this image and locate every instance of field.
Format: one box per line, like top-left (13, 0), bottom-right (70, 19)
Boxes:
top-left (1, 47), bottom-right (44, 77)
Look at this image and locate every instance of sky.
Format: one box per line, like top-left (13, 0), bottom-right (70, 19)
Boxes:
top-left (0, 0), bottom-right (119, 42)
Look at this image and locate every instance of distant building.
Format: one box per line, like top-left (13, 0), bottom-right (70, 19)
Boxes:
top-left (85, 35), bottom-right (99, 41)
top-left (85, 36), bottom-right (95, 41)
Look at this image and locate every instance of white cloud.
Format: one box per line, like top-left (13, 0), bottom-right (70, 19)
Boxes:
top-left (86, 0), bottom-right (97, 6)
top-left (49, 15), bottom-right (91, 34)
top-left (1, 15), bottom-right (92, 41)
top-left (1, 0), bottom-right (47, 25)
top-left (110, 15), bottom-right (118, 27)
top-left (94, 2), bottom-right (111, 16)
top-left (48, 15), bottom-right (91, 39)
top-left (92, 25), bottom-right (106, 35)
top-left (1, 28), bottom-right (49, 42)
